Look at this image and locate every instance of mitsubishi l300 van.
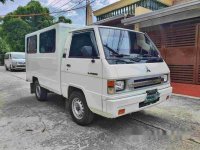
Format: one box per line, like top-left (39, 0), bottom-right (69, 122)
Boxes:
top-left (26, 23), bottom-right (172, 125)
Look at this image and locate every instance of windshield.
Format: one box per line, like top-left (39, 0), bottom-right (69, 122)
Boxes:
top-left (11, 53), bottom-right (25, 59)
top-left (99, 28), bottom-right (163, 64)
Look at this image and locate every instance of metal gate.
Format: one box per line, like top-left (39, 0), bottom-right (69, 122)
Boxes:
top-left (165, 23), bottom-right (197, 84)
top-left (196, 25), bottom-right (200, 84)
top-left (143, 22), bottom-right (200, 84)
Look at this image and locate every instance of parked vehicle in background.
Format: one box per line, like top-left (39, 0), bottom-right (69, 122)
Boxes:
top-left (26, 23), bottom-right (172, 125)
top-left (4, 52), bottom-right (26, 71)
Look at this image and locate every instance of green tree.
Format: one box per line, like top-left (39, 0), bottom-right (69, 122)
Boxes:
top-left (2, 18), bottom-right (31, 52)
top-left (9, 1), bottom-right (54, 30)
top-left (0, 26), bottom-right (10, 53)
top-left (57, 16), bottom-right (72, 24)
top-left (0, 37), bottom-right (10, 53)
top-left (2, 1), bottom-right (54, 52)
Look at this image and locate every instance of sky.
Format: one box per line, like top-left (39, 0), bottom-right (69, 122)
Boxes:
top-left (0, 0), bottom-right (119, 24)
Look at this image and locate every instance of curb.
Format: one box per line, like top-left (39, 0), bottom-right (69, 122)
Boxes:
top-left (172, 93), bottom-right (200, 100)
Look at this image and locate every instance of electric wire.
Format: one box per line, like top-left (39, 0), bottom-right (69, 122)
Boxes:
top-left (54, 0), bottom-right (85, 18)
top-left (0, 0), bottom-right (95, 17)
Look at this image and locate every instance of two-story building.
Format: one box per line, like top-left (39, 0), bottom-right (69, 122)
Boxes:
top-left (93, 0), bottom-right (200, 85)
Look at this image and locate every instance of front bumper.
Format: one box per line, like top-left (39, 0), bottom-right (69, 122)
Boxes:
top-left (105, 86), bottom-right (172, 118)
top-left (12, 65), bottom-right (26, 70)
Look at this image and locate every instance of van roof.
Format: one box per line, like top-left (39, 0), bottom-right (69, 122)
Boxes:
top-left (70, 25), bottom-right (143, 34)
top-left (25, 23), bottom-right (84, 37)
top-left (25, 23), bottom-right (143, 37)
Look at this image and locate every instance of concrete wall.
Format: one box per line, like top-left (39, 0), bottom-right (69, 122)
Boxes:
top-left (158, 0), bottom-right (173, 6)
top-left (135, 6), bottom-right (152, 16)
top-left (173, 0), bottom-right (191, 5)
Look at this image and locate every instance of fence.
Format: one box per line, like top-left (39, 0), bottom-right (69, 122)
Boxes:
top-left (0, 54), bottom-right (4, 66)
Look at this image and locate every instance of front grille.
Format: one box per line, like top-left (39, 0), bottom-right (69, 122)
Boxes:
top-left (17, 65), bottom-right (25, 67)
top-left (129, 77), bottom-right (162, 89)
top-left (18, 62), bottom-right (25, 64)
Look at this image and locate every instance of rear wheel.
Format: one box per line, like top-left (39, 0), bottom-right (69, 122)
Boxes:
top-left (68, 91), bottom-right (94, 125)
top-left (34, 80), bottom-right (47, 101)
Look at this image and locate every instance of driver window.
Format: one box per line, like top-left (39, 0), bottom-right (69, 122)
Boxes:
top-left (69, 30), bottom-right (99, 58)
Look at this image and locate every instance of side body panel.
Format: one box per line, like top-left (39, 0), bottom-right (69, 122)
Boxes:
top-left (61, 27), bottom-right (104, 111)
top-left (26, 24), bottom-right (75, 94)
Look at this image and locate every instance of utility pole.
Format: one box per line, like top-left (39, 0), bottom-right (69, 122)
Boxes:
top-left (86, 0), bottom-right (93, 25)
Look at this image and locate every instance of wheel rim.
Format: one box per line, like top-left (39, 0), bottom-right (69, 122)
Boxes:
top-left (72, 97), bottom-right (84, 120)
top-left (36, 84), bottom-right (41, 98)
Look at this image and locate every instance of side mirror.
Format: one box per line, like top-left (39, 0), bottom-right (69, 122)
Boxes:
top-left (81, 46), bottom-right (93, 57)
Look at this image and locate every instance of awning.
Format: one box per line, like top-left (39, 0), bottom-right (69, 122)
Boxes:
top-left (121, 0), bottom-right (200, 28)
top-left (93, 14), bottom-right (126, 25)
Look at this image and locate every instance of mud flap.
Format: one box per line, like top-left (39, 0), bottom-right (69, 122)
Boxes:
top-left (30, 83), bottom-right (35, 94)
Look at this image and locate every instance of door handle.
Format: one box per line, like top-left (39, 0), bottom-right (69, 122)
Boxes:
top-left (88, 72), bottom-right (98, 76)
top-left (66, 64), bottom-right (71, 67)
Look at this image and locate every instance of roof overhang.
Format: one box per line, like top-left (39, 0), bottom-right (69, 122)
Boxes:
top-left (93, 14), bottom-right (127, 25)
top-left (121, 0), bottom-right (200, 28)
top-left (93, 0), bottom-right (172, 17)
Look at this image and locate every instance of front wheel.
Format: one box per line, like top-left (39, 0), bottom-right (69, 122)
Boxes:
top-left (34, 80), bottom-right (47, 101)
top-left (9, 65), bottom-right (13, 72)
top-left (69, 91), bottom-right (94, 125)
top-left (5, 65), bottom-right (8, 71)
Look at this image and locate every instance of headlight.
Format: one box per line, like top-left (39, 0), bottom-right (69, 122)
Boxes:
top-left (107, 80), bottom-right (125, 94)
top-left (161, 74), bottom-right (168, 83)
top-left (115, 80), bottom-right (125, 92)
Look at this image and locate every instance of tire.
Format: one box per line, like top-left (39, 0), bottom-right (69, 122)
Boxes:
top-left (34, 80), bottom-right (47, 101)
top-left (5, 65), bottom-right (8, 71)
top-left (9, 65), bottom-right (13, 72)
top-left (69, 91), bottom-right (94, 125)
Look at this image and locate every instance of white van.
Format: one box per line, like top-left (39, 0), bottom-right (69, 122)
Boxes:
top-left (4, 52), bottom-right (26, 71)
top-left (25, 23), bottom-right (172, 125)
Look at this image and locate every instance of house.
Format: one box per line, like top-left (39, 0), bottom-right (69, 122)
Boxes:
top-left (93, 0), bottom-right (200, 85)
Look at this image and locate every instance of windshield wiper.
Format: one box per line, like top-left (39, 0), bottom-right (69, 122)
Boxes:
top-left (137, 54), bottom-right (163, 62)
top-left (107, 58), bottom-right (133, 64)
top-left (103, 44), bottom-right (129, 57)
top-left (146, 57), bottom-right (163, 62)
top-left (128, 57), bottom-right (141, 62)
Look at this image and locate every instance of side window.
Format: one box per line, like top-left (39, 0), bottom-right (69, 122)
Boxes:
top-left (69, 30), bottom-right (98, 58)
top-left (39, 29), bottom-right (56, 53)
top-left (27, 35), bottom-right (37, 54)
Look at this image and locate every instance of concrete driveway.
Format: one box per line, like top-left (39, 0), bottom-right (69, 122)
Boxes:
top-left (0, 66), bottom-right (200, 150)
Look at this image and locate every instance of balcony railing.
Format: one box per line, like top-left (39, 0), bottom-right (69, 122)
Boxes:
top-left (96, 0), bottom-right (168, 21)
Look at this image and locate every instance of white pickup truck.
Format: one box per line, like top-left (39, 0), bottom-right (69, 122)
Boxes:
top-left (25, 23), bottom-right (172, 125)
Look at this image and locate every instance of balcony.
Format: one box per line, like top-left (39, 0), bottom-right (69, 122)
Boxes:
top-left (95, 0), bottom-right (170, 21)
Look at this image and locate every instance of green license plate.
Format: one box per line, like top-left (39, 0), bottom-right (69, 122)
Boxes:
top-left (145, 89), bottom-right (160, 103)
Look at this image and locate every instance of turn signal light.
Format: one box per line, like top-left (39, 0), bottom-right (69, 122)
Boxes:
top-left (107, 80), bottom-right (115, 94)
top-left (107, 80), bottom-right (115, 87)
top-left (118, 109), bottom-right (125, 115)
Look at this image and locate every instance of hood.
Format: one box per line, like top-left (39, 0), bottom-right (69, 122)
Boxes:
top-left (104, 62), bottom-right (170, 79)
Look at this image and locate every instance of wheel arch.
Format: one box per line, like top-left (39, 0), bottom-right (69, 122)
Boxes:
top-left (32, 76), bottom-right (38, 83)
top-left (68, 85), bottom-right (85, 99)
top-left (30, 76), bottom-right (38, 94)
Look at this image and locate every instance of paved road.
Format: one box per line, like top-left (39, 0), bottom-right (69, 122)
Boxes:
top-left (0, 66), bottom-right (200, 150)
